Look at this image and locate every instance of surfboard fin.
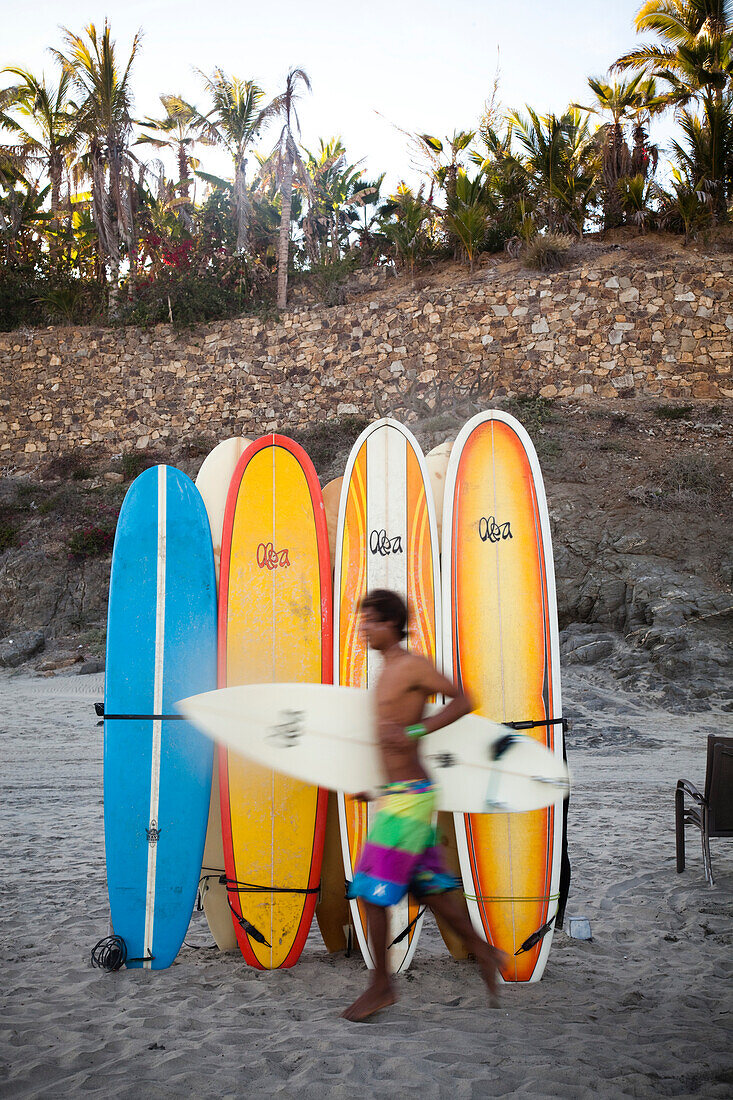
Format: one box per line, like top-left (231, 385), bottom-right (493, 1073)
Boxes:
top-left (491, 734), bottom-right (518, 760)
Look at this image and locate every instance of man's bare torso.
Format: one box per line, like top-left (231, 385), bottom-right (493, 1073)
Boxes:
top-left (372, 646), bottom-right (433, 783)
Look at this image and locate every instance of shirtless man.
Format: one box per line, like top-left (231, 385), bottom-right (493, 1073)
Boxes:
top-left (342, 588), bottom-right (507, 1022)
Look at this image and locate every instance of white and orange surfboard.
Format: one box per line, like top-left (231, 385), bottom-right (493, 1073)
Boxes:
top-left (442, 410), bottom-right (564, 982)
top-left (334, 418), bottom-right (441, 973)
top-left (218, 435), bottom-right (331, 969)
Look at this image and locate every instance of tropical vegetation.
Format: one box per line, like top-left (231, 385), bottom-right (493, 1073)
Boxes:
top-left (1, 4), bottom-right (732, 329)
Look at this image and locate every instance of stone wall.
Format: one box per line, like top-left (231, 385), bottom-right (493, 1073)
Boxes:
top-left (2, 253), bottom-right (732, 462)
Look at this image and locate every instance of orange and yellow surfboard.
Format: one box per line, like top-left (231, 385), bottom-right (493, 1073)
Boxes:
top-left (218, 435), bottom-right (331, 969)
top-left (334, 418), bottom-right (441, 973)
top-left (442, 411), bottom-right (564, 982)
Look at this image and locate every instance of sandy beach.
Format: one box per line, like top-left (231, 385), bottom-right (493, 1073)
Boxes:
top-left (1, 667), bottom-right (731, 1099)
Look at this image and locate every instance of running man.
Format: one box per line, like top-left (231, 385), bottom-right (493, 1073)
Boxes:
top-left (342, 588), bottom-right (507, 1022)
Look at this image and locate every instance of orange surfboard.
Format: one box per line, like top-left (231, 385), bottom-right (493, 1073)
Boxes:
top-left (218, 435), bottom-right (331, 968)
top-left (334, 418), bottom-right (441, 973)
top-left (442, 411), bottom-right (564, 982)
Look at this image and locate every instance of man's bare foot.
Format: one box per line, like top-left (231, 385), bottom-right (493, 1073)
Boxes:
top-left (474, 943), bottom-right (509, 1002)
top-left (341, 980), bottom-right (397, 1022)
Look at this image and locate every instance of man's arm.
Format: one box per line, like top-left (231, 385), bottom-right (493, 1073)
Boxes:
top-left (412, 656), bottom-right (474, 735)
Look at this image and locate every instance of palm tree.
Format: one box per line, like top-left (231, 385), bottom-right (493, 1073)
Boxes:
top-left (615, 0), bottom-right (733, 102)
top-left (443, 167), bottom-right (489, 271)
top-left (379, 183), bottom-right (433, 280)
top-left (656, 166), bottom-right (714, 241)
top-left (136, 95), bottom-right (202, 227)
top-left (469, 123), bottom-right (533, 248)
top-left (509, 107), bottom-right (598, 234)
top-left (576, 74), bottom-right (658, 227)
top-left (0, 67), bottom-right (78, 251)
top-left (264, 67), bottom-right (312, 309)
top-left (671, 94), bottom-right (733, 204)
top-left (301, 139), bottom-right (378, 264)
top-left (196, 68), bottom-right (278, 252)
top-left (52, 20), bottom-right (142, 305)
top-left (351, 173), bottom-right (387, 261)
top-left (614, 0), bottom-right (733, 216)
top-left (417, 130), bottom-right (476, 204)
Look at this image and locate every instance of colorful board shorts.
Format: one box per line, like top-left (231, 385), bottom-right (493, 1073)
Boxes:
top-left (346, 778), bottom-right (461, 907)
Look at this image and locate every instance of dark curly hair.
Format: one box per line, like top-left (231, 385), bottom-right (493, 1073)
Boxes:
top-left (359, 589), bottom-right (408, 640)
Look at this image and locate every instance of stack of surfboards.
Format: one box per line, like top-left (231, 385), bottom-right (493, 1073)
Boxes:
top-left (103, 411), bottom-right (566, 983)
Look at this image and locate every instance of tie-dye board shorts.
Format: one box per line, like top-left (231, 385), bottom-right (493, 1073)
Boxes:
top-left (346, 778), bottom-right (461, 907)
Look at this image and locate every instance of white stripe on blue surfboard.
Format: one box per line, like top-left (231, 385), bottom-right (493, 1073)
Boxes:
top-left (143, 465), bottom-right (166, 967)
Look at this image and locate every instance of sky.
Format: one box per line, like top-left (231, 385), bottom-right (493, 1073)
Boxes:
top-left (1, 0), bottom-right (677, 193)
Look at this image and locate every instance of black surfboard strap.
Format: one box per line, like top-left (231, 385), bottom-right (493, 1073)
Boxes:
top-left (503, 717), bottom-right (569, 732)
top-left (224, 878), bottom-right (321, 950)
top-left (95, 703), bottom-right (184, 723)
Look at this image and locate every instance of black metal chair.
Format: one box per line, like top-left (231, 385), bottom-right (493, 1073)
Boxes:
top-left (676, 735), bottom-right (733, 886)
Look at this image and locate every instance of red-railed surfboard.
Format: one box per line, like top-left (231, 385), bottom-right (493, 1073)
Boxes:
top-left (334, 418), bottom-right (440, 973)
top-left (442, 410), bottom-right (564, 982)
top-left (218, 434), bottom-right (331, 969)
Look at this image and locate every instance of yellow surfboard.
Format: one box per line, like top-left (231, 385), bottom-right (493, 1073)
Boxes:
top-left (218, 435), bottom-right (331, 969)
top-left (442, 411), bottom-right (564, 982)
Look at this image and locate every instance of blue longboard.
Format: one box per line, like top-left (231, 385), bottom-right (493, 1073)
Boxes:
top-left (104, 465), bottom-right (217, 969)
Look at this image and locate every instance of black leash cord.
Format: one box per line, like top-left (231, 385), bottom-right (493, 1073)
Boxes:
top-left (90, 936), bottom-right (155, 971)
top-left (224, 877), bottom-right (320, 896)
top-left (389, 906), bottom-right (426, 948)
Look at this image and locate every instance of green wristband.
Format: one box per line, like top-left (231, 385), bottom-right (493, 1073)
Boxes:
top-left (405, 723), bottom-right (428, 740)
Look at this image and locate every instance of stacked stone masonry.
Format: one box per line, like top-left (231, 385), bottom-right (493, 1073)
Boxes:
top-left (2, 255), bottom-right (732, 461)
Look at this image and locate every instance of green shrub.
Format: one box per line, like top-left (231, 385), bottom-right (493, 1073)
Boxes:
top-left (654, 404), bottom-right (694, 421)
top-left (0, 265), bottom-right (103, 331)
top-left (291, 415), bottom-right (370, 473)
top-left (43, 452), bottom-right (96, 481)
top-left (658, 454), bottom-right (722, 497)
top-left (121, 451), bottom-right (162, 481)
top-left (119, 250), bottom-right (274, 327)
top-left (0, 518), bottom-right (18, 553)
top-left (523, 232), bottom-right (574, 272)
top-left (67, 525), bottom-right (115, 560)
top-left (309, 254), bottom-right (361, 307)
top-left (502, 394), bottom-right (557, 434)
top-left (180, 436), bottom-right (214, 459)
top-left (0, 267), bottom-right (45, 329)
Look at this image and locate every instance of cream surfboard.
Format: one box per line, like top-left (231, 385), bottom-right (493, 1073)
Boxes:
top-left (424, 438), bottom-right (469, 957)
top-left (334, 418), bottom-right (440, 973)
top-left (195, 437), bottom-right (251, 952)
top-left (179, 683), bottom-right (569, 812)
top-left (218, 435), bottom-right (331, 969)
top-left (424, 438), bottom-right (454, 545)
top-left (316, 791), bottom-right (353, 953)
top-left (322, 476), bottom-right (342, 566)
top-left (317, 475), bottom-right (353, 953)
top-left (443, 410), bottom-right (565, 982)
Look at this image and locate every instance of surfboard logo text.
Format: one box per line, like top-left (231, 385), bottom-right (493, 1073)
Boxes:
top-left (257, 542), bottom-right (291, 570)
top-left (267, 710), bottom-right (305, 747)
top-left (146, 821), bottom-right (161, 845)
top-left (479, 517), bottom-right (513, 544)
top-left (369, 530), bottom-right (404, 557)
top-left (428, 752), bottom-right (458, 769)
